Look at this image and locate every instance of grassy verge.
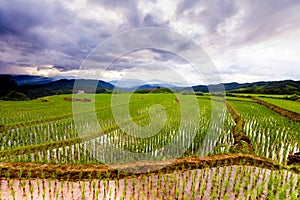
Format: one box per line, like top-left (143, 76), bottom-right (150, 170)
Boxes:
top-left (225, 102), bottom-right (254, 154)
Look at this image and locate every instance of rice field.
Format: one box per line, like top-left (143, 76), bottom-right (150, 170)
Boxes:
top-left (257, 97), bottom-right (300, 114)
top-left (228, 100), bottom-right (300, 164)
top-left (0, 93), bottom-right (299, 199)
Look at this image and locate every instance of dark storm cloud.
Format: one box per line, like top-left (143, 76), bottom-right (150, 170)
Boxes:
top-left (175, 0), bottom-right (202, 18)
top-left (0, 0), bottom-right (173, 75)
top-left (0, 0), bottom-right (299, 82)
top-left (233, 0), bottom-right (300, 45)
top-left (106, 64), bottom-right (136, 71)
top-left (0, 60), bottom-right (15, 67)
top-left (0, 0), bottom-right (74, 47)
top-left (18, 63), bottom-right (31, 67)
top-left (0, 3), bottom-right (41, 36)
top-left (89, 0), bottom-right (142, 27)
top-left (143, 14), bottom-right (170, 27)
top-left (0, 0), bottom-right (117, 72)
top-left (149, 48), bottom-right (186, 63)
top-left (89, 0), bottom-right (170, 28)
top-left (176, 0), bottom-right (239, 35)
top-left (52, 65), bottom-right (80, 72)
top-left (175, 0), bottom-right (300, 46)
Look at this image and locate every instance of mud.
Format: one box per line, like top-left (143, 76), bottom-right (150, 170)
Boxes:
top-left (225, 102), bottom-right (254, 153)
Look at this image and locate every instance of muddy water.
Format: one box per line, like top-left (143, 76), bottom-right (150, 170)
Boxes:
top-left (0, 165), bottom-right (298, 200)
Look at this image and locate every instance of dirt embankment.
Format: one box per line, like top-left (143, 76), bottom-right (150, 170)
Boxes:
top-left (252, 98), bottom-right (300, 122)
top-left (63, 97), bottom-right (91, 102)
top-left (0, 153), bottom-right (298, 181)
top-left (225, 102), bottom-right (254, 154)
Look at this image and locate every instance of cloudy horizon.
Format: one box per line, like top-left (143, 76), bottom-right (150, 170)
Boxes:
top-left (0, 0), bottom-right (300, 85)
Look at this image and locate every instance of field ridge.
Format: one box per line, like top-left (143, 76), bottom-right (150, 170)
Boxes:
top-left (0, 153), bottom-right (298, 181)
top-left (252, 98), bottom-right (300, 122)
top-left (225, 102), bottom-right (254, 153)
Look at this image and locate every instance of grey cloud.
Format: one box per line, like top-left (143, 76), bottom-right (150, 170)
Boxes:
top-left (0, 60), bottom-right (15, 67)
top-left (106, 64), bottom-right (136, 71)
top-left (149, 0), bottom-right (158, 3)
top-left (18, 63), bottom-right (31, 67)
top-left (52, 65), bottom-right (79, 72)
top-left (0, 0), bottom-right (174, 75)
top-left (0, 0), bottom-right (74, 39)
top-left (0, 0), bottom-right (113, 72)
top-left (89, 0), bottom-right (142, 27)
top-left (0, 0), bottom-right (299, 82)
top-left (142, 14), bottom-right (170, 27)
top-left (233, 0), bottom-right (300, 45)
top-left (175, 0), bottom-right (201, 18)
top-left (176, 0), bottom-right (239, 35)
top-left (175, 0), bottom-right (300, 47)
top-left (220, 65), bottom-right (248, 75)
top-left (150, 48), bottom-right (186, 63)
top-left (90, 0), bottom-right (170, 28)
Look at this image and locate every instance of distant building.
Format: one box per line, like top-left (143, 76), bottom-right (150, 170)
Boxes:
top-left (77, 90), bottom-right (85, 94)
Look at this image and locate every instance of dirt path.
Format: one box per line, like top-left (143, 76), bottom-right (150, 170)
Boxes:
top-left (0, 153), bottom-right (298, 181)
top-left (225, 102), bottom-right (254, 153)
top-left (252, 98), bottom-right (300, 122)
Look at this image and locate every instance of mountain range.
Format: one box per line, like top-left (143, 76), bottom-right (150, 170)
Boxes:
top-left (0, 74), bottom-right (299, 100)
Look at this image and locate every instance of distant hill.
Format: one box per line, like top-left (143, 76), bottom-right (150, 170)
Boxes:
top-left (125, 84), bottom-right (182, 91)
top-left (20, 79), bottom-right (114, 99)
top-left (133, 86), bottom-right (174, 94)
top-left (111, 79), bottom-right (184, 91)
top-left (1, 74), bottom-right (299, 100)
top-left (229, 80), bottom-right (300, 94)
top-left (192, 80), bottom-right (300, 95)
top-left (10, 75), bottom-right (55, 85)
top-left (0, 75), bottom-right (114, 100)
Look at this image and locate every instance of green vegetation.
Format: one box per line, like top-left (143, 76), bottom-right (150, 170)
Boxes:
top-left (228, 80), bottom-right (300, 95)
top-left (133, 87), bottom-right (173, 93)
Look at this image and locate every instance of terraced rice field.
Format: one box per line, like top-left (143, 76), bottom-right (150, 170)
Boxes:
top-left (257, 97), bottom-right (300, 114)
top-left (0, 93), bottom-right (299, 199)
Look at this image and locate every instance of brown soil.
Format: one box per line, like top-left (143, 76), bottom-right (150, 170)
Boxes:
top-left (252, 98), bottom-right (300, 122)
top-left (287, 152), bottom-right (300, 165)
top-left (0, 153), bottom-right (298, 181)
top-left (64, 97), bottom-right (91, 102)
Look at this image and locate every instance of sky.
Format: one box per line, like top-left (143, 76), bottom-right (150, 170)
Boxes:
top-left (0, 0), bottom-right (300, 85)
